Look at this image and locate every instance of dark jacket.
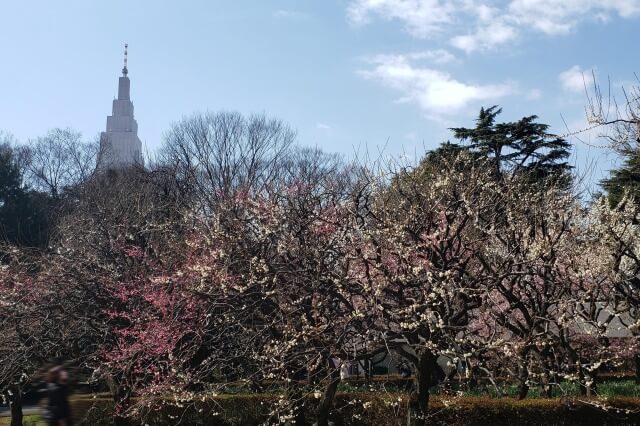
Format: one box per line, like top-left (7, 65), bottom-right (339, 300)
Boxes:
top-left (45, 383), bottom-right (71, 423)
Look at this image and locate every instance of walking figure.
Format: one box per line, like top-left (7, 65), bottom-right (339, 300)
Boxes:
top-left (44, 366), bottom-right (71, 426)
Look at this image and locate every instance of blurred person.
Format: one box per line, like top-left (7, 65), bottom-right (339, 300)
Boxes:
top-left (43, 366), bottom-right (71, 426)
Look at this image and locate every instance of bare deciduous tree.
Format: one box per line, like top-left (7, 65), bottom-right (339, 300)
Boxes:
top-left (25, 128), bottom-right (98, 197)
top-left (160, 111), bottom-right (295, 215)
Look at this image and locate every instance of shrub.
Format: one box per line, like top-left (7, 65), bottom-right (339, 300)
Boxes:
top-left (70, 393), bottom-right (640, 425)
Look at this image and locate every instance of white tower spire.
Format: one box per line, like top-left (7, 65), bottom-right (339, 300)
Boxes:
top-left (97, 43), bottom-right (144, 170)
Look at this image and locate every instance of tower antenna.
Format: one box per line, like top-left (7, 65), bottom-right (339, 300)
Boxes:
top-left (122, 43), bottom-right (128, 76)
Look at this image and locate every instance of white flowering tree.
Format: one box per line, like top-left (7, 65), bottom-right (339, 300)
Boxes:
top-left (199, 159), bottom-right (368, 426)
top-left (346, 153), bottom-right (501, 424)
top-left (584, 197), bottom-right (640, 381)
top-left (474, 182), bottom-right (580, 398)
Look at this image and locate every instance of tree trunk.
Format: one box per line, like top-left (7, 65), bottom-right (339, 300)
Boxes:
top-left (9, 385), bottom-right (23, 426)
top-left (362, 359), bottom-right (372, 385)
top-left (541, 374), bottom-right (553, 398)
top-left (407, 350), bottom-right (439, 426)
top-left (565, 346), bottom-right (587, 396)
top-left (635, 354), bottom-right (640, 384)
top-left (541, 349), bottom-right (556, 398)
top-left (467, 364), bottom-right (479, 393)
top-left (316, 367), bottom-right (340, 426)
top-left (563, 342), bottom-right (597, 396)
top-left (584, 372), bottom-right (598, 397)
top-left (577, 364), bottom-right (587, 396)
top-left (517, 361), bottom-right (529, 400)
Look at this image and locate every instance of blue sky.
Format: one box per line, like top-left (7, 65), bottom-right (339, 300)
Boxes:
top-left (1, 0), bottom-right (638, 184)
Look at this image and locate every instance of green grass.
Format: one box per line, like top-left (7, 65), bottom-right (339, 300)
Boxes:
top-left (236, 378), bottom-right (640, 399)
top-left (599, 380), bottom-right (640, 397)
top-left (0, 415), bottom-right (43, 426)
top-left (1, 381), bottom-right (638, 426)
top-left (152, 375), bottom-right (640, 400)
top-left (433, 379), bottom-right (640, 399)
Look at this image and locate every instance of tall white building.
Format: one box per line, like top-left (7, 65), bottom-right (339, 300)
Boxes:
top-left (98, 44), bottom-right (144, 169)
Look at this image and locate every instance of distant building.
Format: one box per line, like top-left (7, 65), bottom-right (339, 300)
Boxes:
top-left (97, 44), bottom-right (144, 169)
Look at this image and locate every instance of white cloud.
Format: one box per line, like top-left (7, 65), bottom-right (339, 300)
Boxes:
top-left (347, 0), bottom-right (640, 52)
top-left (412, 49), bottom-right (458, 64)
top-left (316, 123), bottom-right (331, 131)
top-left (347, 0), bottom-right (455, 38)
top-left (508, 0), bottom-right (640, 35)
top-left (450, 21), bottom-right (518, 53)
top-left (372, 50), bottom-right (458, 65)
top-left (559, 66), bottom-right (595, 93)
top-left (358, 54), bottom-right (515, 116)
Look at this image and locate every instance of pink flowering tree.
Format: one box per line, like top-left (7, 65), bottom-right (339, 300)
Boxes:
top-left (95, 148), bottom-right (370, 426)
top-left (194, 165), bottom-right (367, 426)
top-left (0, 246), bottom-right (104, 426)
top-left (47, 166), bottom-right (192, 425)
top-left (0, 247), bottom-right (52, 426)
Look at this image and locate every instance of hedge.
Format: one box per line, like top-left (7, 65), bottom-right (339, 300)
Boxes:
top-left (70, 393), bottom-right (640, 425)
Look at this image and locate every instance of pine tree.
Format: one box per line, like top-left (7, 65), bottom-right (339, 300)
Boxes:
top-left (0, 143), bottom-right (24, 205)
top-left (0, 143), bottom-right (52, 248)
top-left (602, 152), bottom-right (640, 207)
top-left (450, 106), bottom-right (572, 186)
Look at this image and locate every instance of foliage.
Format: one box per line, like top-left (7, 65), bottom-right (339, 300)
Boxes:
top-left (602, 152), bottom-right (640, 207)
top-left (4, 108), bottom-right (640, 426)
top-left (69, 393), bottom-right (640, 426)
top-left (0, 143), bottom-right (52, 248)
top-left (450, 106), bottom-right (572, 187)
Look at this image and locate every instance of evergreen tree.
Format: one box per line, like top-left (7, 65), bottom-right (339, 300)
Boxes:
top-left (422, 141), bottom-right (467, 166)
top-left (602, 152), bottom-right (640, 207)
top-left (0, 142), bottom-right (52, 248)
top-left (0, 142), bottom-right (23, 205)
top-left (450, 106), bottom-right (572, 186)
